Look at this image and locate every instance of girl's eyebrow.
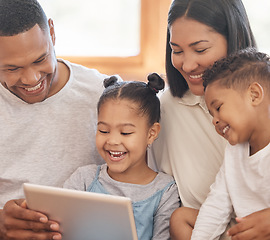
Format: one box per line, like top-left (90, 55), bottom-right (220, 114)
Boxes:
top-left (97, 121), bottom-right (136, 128)
top-left (169, 40), bottom-right (209, 47)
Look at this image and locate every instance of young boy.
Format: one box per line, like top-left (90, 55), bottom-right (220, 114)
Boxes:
top-left (190, 48), bottom-right (270, 239)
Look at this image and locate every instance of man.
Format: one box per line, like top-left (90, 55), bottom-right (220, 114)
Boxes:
top-left (0, 0), bottom-right (116, 238)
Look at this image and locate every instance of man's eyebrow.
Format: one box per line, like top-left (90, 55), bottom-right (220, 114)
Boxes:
top-left (0, 53), bottom-right (48, 69)
top-left (0, 64), bottom-right (21, 69)
top-left (34, 53), bottom-right (47, 62)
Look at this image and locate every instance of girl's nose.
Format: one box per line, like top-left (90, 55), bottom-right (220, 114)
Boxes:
top-left (106, 134), bottom-right (121, 146)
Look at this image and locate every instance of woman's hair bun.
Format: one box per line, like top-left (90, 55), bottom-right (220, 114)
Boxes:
top-left (147, 73), bottom-right (165, 94)
top-left (103, 76), bottom-right (118, 88)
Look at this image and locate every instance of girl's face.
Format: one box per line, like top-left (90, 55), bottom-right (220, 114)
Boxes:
top-left (205, 82), bottom-right (256, 146)
top-left (169, 17), bottom-right (228, 96)
top-left (96, 99), bottom-right (158, 181)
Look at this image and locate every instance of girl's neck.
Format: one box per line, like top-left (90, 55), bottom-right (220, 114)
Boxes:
top-left (107, 165), bottom-right (157, 185)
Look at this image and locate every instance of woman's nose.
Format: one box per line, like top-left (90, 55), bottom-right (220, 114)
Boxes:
top-left (181, 55), bottom-right (198, 73)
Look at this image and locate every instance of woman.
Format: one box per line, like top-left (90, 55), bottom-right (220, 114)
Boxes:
top-left (149, 0), bottom-right (270, 239)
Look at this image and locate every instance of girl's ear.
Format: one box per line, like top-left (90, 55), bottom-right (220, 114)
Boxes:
top-left (248, 82), bottom-right (264, 106)
top-left (147, 123), bottom-right (161, 145)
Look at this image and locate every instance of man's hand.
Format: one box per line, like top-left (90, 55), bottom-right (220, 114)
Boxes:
top-left (0, 199), bottom-right (61, 239)
top-left (227, 208), bottom-right (270, 240)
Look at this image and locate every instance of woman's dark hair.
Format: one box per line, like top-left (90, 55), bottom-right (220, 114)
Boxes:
top-left (98, 73), bottom-right (165, 126)
top-left (0, 0), bottom-right (48, 36)
top-left (166, 0), bottom-right (257, 98)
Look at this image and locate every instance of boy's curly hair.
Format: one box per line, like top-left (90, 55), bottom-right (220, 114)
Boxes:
top-left (203, 48), bottom-right (270, 92)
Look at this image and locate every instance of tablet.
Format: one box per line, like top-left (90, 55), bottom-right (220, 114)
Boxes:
top-left (23, 183), bottom-right (138, 240)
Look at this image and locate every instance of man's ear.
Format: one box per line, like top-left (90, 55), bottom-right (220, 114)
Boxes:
top-left (48, 18), bottom-right (56, 45)
top-left (248, 82), bottom-right (264, 106)
top-left (147, 122), bottom-right (161, 145)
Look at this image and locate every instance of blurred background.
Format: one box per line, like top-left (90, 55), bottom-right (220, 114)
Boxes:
top-left (39, 0), bottom-right (270, 81)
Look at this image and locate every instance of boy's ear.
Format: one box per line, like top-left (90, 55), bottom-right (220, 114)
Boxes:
top-left (147, 123), bottom-right (161, 145)
top-left (248, 82), bottom-right (264, 106)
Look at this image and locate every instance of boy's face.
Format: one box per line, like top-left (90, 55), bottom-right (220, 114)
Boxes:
top-left (205, 81), bottom-right (256, 145)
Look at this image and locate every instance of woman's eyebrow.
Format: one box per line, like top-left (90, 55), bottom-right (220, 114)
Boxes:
top-left (169, 41), bottom-right (179, 47)
top-left (189, 40), bottom-right (209, 47)
top-left (169, 40), bottom-right (209, 48)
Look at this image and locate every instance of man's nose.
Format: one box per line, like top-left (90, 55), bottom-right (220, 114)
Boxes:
top-left (20, 68), bottom-right (41, 85)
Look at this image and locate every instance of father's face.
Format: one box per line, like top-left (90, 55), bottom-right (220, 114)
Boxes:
top-left (0, 23), bottom-right (57, 104)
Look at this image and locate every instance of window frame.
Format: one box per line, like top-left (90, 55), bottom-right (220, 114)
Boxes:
top-left (56, 0), bottom-right (171, 81)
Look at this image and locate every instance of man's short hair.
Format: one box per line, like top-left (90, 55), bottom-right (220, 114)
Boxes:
top-left (0, 0), bottom-right (48, 36)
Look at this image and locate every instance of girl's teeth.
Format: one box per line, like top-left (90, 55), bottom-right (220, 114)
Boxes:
top-left (25, 82), bottom-right (42, 91)
top-left (109, 151), bottom-right (124, 158)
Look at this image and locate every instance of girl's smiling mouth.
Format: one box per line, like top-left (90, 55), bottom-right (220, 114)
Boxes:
top-left (107, 151), bottom-right (127, 161)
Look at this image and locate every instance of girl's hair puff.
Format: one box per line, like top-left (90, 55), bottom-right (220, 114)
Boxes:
top-left (97, 73), bottom-right (165, 126)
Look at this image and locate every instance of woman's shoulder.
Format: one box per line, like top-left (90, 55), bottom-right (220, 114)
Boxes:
top-left (159, 87), bottom-right (175, 103)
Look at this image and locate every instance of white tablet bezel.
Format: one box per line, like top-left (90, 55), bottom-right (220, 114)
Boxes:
top-left (23, 183), bottom-right (138, 240)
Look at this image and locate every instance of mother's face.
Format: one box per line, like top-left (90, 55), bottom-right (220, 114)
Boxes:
top-left (169, 17), bottom-right (228, 96)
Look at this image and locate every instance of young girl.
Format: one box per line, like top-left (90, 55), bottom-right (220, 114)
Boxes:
top-left (64, 74), bottom-right (180, 240)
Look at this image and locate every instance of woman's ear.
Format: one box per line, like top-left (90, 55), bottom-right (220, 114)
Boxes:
top-left (147, 123), bottom-right (161, 145)
top-left (248, 82), bottom-right (264, 106)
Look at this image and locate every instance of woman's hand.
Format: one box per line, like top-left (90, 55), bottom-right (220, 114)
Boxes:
top-left (0, 199), bottom-right (62, 239)
top-left (227, 208), bottom-right (270, 240)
